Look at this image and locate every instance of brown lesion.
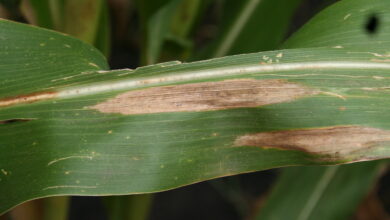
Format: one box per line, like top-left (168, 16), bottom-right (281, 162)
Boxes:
top-left (90, 79), bottom-right (318, 115)
top-left (0, 91), bottom-right (57, 108)
top-left (234, 126), bottom-right (390, 158)
top-left (0, 118), bottom-right (35, 124)
top-left (371, 58), bottom-right (390, 62)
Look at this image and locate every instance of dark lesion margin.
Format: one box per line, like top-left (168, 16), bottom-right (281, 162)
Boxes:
top-left (0, 118), bottom-right (36, 125)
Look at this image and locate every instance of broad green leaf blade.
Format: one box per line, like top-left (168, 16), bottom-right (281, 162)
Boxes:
top-left (2, 0), bottom-right (390, 215)
top-left (2, 42), bottom-right (390, 214)
top-left (0, 19), bottom-right (108, 99)
top-left (256, 162), bottom-right (384, 220)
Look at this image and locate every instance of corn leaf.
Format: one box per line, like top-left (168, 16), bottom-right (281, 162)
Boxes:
top-left (257, 0), bottom-right (390, 218)
top-left (1, 0), bottom-right (390, 214)
top-left (256, 162), bottom-right (385, 220)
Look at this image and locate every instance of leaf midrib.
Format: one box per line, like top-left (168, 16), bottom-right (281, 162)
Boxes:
top-left (1, 60), bottom-right (390, 109)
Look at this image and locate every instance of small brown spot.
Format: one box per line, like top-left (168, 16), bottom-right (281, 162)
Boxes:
top-left (234, 126), bottom-right (390, 158)
top-left (90, 79), bottom-right (317, 115)
top-left (339, 106), bottom-right (347, 111)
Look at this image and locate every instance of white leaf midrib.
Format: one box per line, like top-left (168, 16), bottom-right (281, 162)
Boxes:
top-left (57, 61), bottom-right (390, 99)
top-left (2, 60), bottom-right (390, 108)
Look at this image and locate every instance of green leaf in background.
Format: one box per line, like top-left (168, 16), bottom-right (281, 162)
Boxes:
top-left (137, 0), bottom-right (210, 64)
top-left (256, 162), bottom-right (385, 220)
top-left (94, 1), bottom-right (111, 58)
top-left (19, 0), bottom-right (110, 56)
top-left (20, 0), bottom-right (54, 29)
top-left (161, 0), bottom-right (205, 61)
top-left (48, 0), bottom-right (64, 30)
top-left (63, 0), bottom-right (110, 56)
top-left (63, 0), bottom-right (103, 45)
top-left (144, 0), bottom-right (182, 64)
top-left (195, 0), bottom-right (303, 59)
top-left (2, 0), bottom-right (390, 215)
top-left (135, 0), bottom-right (174, 64)
top-left (170, 0), bottom-right (202, 39)
top-left (103, 195), bottom-right (152, 220)
top-left (134, 0), bottom-right (167, 26)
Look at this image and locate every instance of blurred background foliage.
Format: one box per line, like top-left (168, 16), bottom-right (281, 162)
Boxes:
top-left (0, 0), bottom-right (389, 219)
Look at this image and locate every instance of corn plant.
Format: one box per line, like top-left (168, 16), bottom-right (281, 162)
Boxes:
top-left (0, 0), bottom-right (389, 219)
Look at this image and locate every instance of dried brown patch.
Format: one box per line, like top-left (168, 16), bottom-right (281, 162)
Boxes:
top-left (234, 126), bottom-right (390, 156)
top-left (0, 91), bottom-right (57, 108)
top-left (90, 79), bottom-right (317, 115)
top-left (371, 59), bottom-right (390, 62)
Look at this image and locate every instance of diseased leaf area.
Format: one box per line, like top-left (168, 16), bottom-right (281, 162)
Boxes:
top-left (1, 0), bottom-right (390, 215)
top-left (0, 118), bottom-right (34, 124)
top-left (235, 126), bottom-right (390, 161)
top-left (89, 79), bottom-right (316, 115)
top-left (365, 14), bottom-right (380, 34)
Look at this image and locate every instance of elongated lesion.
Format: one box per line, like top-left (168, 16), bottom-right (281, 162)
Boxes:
top-left (234, 126), bottom-right (390, 160)
top-left (0, 118), bottom-right (35, 124)
top-left (89, 79), bottom-right (318, 115)
top-left (0, 91), bottom-right (57, 108)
